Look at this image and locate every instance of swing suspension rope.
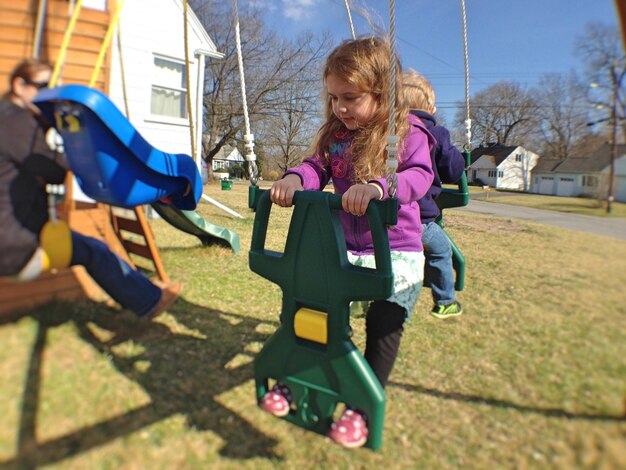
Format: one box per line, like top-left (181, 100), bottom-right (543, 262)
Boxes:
top-left (232, 0), bottom-right (258, 185)
top-left (183, 0), bottom-right (196, 161)
top-left (385, 0), bottom-right (399, 198)
top-left (459, 0), bottom-right (472, 153)
top-left (343, 0), bottom-right (356, 40)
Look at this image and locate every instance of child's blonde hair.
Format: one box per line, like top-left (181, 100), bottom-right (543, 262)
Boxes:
top-left (312, 36), bottom-right (409, 183)
top-left (401, 69), bottom-right (435, 114)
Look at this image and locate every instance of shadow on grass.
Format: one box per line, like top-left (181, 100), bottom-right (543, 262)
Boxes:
top-left (389, 381), bottom-right (626, 422)
top-left (0, 298), bottom-right (281, 469)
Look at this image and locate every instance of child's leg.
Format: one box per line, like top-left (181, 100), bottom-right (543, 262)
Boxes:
top-left (423, 223), bottom-right (462, 318)
top-left (364, 300), bottom-right (406, 388)
top-left (328, 300), bottom-right (405, 449)
top-left (422, 222), bottom-right (456, 306)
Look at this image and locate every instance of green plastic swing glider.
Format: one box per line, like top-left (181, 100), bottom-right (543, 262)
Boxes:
top-left (248, 186), bottom-right (398, 450)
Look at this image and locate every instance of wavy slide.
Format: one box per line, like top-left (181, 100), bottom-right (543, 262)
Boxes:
top-left (34, 85), bottom-right (201, 210)
top-left (150, 202), bottom-right (240, 253)
top-left (34, 85), bottom-right (239, 252)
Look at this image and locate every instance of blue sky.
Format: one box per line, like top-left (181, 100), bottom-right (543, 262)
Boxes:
top-left (247, 0), bottom-right (620, 121)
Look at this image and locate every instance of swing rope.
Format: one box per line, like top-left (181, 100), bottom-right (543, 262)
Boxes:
top-left (183, 0), bottom-right (196, 162)
top-left (459, 0), bottom-right (472, 156)
top-left (232, 0), bottom-right (258, 185)
top-left (343, 0), bottom-right (356, 40)
top-left (385, 0), bottom-right (399, 198)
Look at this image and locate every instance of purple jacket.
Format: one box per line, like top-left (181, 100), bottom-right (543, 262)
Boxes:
top-left (285, 113), bottom-right (434, 254)
top-left (411, 110), bottom-right (465, 224)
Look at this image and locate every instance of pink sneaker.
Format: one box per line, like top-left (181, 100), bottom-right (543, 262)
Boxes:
top-left (260, 383), bottom-right (292, 417)
top-left (327, 408), bottom-right (368, 448)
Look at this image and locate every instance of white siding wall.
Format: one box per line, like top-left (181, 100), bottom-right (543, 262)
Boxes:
top-left (107, 0), bottom-right (209, 158)
top-left (497, 149), bottom-right (538, 191)
top-left (469, 155), bottom-right (497, 186)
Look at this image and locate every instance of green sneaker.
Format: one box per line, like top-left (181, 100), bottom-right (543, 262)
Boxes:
top-left (431, 301), bottom-right (463, 319)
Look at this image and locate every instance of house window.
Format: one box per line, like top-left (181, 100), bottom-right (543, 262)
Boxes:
top-left (515, 154), bottom-right (522, 162)
top-left (498, 171), bottom-right (504, 177)
top-left (151, 57), bottom-right (188, 119)
top-left (582, 175), bottom-right (598, 188)
top-left (488, 170), bottom-right (496, 177)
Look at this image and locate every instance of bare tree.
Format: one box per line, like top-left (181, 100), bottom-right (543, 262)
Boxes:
top-left (576, 22), bottom-right (626, 212)
top-left (456, 81), bottom-right (540, 147)
top-left (576, 22), bottom-right (626, 142)
top-left (189, 0), bottom-right (329, 179)
top-left (535, 72), bottom-right (592, 159)
top-left (260, 52), bottom-right (326, 175)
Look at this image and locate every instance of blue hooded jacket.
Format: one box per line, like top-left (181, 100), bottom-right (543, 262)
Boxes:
top-left (411, 110), bottom-right (465, 224)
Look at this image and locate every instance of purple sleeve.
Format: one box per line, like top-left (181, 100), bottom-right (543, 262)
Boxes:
top-left (283, 153), bottom-right (331, 190)
top-left (371, 122), bottom-right (434, 204)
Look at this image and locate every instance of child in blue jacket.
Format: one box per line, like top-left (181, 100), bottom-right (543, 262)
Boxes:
top-left (401, 70), bottom-right (465, 318)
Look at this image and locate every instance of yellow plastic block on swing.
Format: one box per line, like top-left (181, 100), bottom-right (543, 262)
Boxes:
top-left (294, 308), bottom-right (328, 344)
top-left (40, 220), bottom-right (72, 269)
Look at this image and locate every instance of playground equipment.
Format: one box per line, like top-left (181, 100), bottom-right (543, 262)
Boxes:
top-left (245, 0), bottom-right (472, 449)
top-left (34, 85), bottom-right (202, 210)
top-left (0, 0), bottom-right (213, 313)
top-left (151, 202), bottom-right (241, 253)
top-left (249, 188), bottom-right (397, 450)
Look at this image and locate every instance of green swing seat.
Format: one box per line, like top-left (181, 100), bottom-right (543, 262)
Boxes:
top-left (248, 186), bottom-right (398, 450)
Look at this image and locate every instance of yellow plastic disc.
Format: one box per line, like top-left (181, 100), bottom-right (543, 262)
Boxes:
top-left (40, 220), bottom-right (72, 269)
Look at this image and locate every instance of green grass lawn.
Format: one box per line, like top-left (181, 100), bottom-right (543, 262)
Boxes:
top-left (1, 182), bottom-right (625, 469)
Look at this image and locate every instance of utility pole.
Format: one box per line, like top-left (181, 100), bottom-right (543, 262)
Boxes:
top-left (607, 70), bottom-right (618, 213)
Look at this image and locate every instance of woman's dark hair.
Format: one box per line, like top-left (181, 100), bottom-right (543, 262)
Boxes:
top-left (4, 58), bottom-right (52, 97)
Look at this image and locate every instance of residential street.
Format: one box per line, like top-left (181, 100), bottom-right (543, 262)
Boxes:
top-left (455, 200), bottom-right (626, 240)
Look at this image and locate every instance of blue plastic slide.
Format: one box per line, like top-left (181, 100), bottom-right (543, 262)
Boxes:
top-left (33, 85), bottom-right (201, 210)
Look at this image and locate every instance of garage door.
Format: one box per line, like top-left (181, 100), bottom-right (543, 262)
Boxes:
top-left (557, 177), bottom-right (575, 197)
top-left (538, 176), bottom-right (554, 194)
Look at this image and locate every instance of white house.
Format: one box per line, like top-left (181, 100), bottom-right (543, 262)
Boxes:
top-left (530, 144), bottom-right (626, 202)
top-left (212, 146), bottom-right (245, 172)
top-left (468, 144), bottom-right (540, 191)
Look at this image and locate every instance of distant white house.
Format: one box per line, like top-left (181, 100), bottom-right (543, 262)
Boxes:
top-left (468, 145), bottom-right (539, 191)
top-left (212, 146), bottom-right (245, 172)
top-left (530, 144), bottom-right (626, 202)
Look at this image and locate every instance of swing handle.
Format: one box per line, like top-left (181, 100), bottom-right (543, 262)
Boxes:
top-left (249, 187), bottom-right (398, 280)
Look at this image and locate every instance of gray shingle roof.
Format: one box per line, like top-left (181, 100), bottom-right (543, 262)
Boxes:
top-left (470, 144), bottom-right (519, 165)
top-left (533, 143), bottom-right (626, 174)
top-left (532, 158), bottom-right (565, 172)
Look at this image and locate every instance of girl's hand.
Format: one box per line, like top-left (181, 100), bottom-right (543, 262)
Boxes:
top-left (342, 183), bottom-right (381, 216)
top-left (270, 174), bottom-right (303, 207)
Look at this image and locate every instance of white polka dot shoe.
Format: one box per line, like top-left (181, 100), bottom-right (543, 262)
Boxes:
top-left (260, 383), bottom-right (292, 417)
top-left (327, 408), bottom-right (368, 449)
